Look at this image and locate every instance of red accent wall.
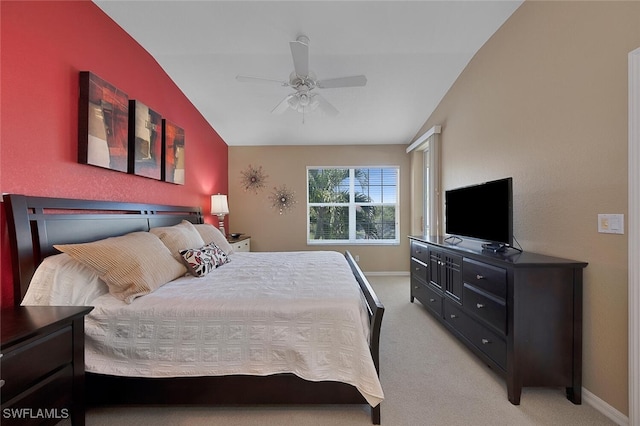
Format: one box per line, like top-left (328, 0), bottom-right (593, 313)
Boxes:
top-left (0, 1), bottom-right (229, 306)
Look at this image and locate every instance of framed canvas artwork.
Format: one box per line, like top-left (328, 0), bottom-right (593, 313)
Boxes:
top-left (129, 100), bottom-right (162, 180)
top-left (162, 119), bottom-right (185, 184)
top-left (78, 72), bottom-right (129, 172)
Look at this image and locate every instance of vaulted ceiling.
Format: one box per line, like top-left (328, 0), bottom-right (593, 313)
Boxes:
top-left (94, 1), bottom-right (522, 146)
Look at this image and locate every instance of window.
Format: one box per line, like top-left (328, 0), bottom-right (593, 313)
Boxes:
top-left (307, 167), bottom-right (399, 244)
top-left (407, 125), bottom-right (441, 237)
top-left (423, 147), bottom-right (431, 236)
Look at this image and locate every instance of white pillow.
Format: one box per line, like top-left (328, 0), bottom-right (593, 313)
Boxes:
top-left (150, 220), bottom-right (205, 261)
top-left (193, 223), bottom-right (234, 254)
top-left (54, 231), bottom-right (186, 304)
top-left (22, 253), bottom-right (109, 306)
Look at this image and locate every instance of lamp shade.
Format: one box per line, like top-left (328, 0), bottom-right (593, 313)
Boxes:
top-left (211, 194), bottom-right (229, 215)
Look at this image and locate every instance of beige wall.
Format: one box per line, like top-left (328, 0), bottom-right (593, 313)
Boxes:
top-left (412, 0), bottom-right (639, 415)
top-left (228, 144), bottom-right (411, 272)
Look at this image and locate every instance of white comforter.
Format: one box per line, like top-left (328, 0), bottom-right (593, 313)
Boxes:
top-left (84, 251), bottom-right (384, 406)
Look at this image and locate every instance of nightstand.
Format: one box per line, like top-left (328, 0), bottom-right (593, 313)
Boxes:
top-left (228, 235), bottom-right (251, 252)
top-left (1, 306), bottom-right (93, 426)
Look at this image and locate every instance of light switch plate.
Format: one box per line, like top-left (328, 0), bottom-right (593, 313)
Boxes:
top-left (598, 214), bottom-right (624, 234)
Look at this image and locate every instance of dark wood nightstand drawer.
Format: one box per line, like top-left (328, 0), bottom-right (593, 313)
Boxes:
top-left (444, 301), bottom-right (506, 369)
top-left (1, 365), bottom-right (73, 426)
top-left (412, 279), bottom-right (443, 317)
top-left (410, 240), bottom-right (429, 264)
top-left (463, 283), bottom-right (506, 335)
top-left (1, 326), bottom-right (73, 403)
top-left (1, 304), bottom-right (92, 426)
top-left (463, 258), bottom-right (506, 299)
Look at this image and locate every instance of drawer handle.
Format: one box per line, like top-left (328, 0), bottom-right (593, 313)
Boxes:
top-left (450, 314), bottom-right (457, 319)
top-left (429, 298), bottom-right (436, 303)
top-left (481, 338), bottom-right (490, 345)
top-left (0, 379), bottom-right (5, 388)
top-left (415, 267), bottom-right (421, 271)
top-left (476, 274), bottom-right (485, 280)
top-left (476, 303), bottom-right (485, 309)
top-left (414, 286), bottom-right (419, 289)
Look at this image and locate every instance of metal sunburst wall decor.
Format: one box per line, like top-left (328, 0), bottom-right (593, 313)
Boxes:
top-left (240, 164), bottom-right (268, 194)
top-left (269, 184), bottom-right (297, 215)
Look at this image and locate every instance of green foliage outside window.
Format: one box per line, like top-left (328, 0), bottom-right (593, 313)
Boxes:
top-left (308, 168), bottom-right (398, 243)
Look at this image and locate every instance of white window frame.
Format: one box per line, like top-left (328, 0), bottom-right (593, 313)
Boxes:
top-left (407, 125), bottom-right (441, 236)
top-left (307, 166), bottom-right (400, 245)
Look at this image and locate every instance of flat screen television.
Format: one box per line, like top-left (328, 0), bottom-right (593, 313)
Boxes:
top-left (444, 177), bottom-right (513, 251)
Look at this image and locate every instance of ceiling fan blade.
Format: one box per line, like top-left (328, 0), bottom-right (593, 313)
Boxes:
top-left (314, 94), bottom-right (339, 116)
top-left (236, 75), bottom-right (289, 86)
top-left (271, 94), bottom-right (294, 114)
top-left (317, 75), bottom-right (367, 89)
top-left (289, 37), bottom-right (309, 77)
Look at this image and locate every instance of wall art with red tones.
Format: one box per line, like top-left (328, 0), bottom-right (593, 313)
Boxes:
top-left (162, 119), bottom-right (185, 184)
top-left (78, 71), bottom-right (129, 172)
top-left (129, 100), bottom-right (162, 180)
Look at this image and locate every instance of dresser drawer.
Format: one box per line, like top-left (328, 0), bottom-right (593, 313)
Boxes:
top-left (410, 240), bottom-right (429, 264)
top-left (463, 283), bottom-right (506, 335)
top-left (410, 258), bottom-right (428, 283)
top-left (1, 326), bottom-right (73, 403)
top-left (444, 301), bottom-right (506, 369)
top-left (412, 279), bottom-right (443, 317)
top-left (463, 258), bottom-right (507, 299)
top-left (230, 238), bottom-right (250, 252)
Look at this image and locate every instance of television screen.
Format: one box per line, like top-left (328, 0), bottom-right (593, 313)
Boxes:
top-left (445, 177), bottom-right (513, 247)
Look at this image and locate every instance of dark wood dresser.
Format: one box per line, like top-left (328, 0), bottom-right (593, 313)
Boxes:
top-left (409, 235), bottom-right (587, 405)
top-left (1, 306), bottom-right (93, 425)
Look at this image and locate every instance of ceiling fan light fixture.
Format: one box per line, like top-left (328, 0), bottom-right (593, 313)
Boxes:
top-left (237, 35), bottom-right (366, 117)
top-left (295, 35), bottom-right (310, 45)
top-left (298, 93), bottom-right (310, 107)
top-left (288, 92), bottom-right (320, 114)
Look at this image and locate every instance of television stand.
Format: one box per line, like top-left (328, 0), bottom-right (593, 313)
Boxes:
top-left (409, 235), bottom-right (587, 405)
top-left (481, 242), bottom-right (508, 253)
top-left (444, 235), bottom-right (463, 245)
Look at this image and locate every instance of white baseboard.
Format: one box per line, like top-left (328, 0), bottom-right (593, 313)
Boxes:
top-left (583, 387), bottom-right (628, 425)
top-left (363, 271), bottom-right (410, 277)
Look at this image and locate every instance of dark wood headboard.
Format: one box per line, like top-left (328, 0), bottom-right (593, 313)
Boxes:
top-left (3, 194), bottom-right (203, 306)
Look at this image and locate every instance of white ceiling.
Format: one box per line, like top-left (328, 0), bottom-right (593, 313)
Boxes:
top-left (94, 1), bottom-right (522, 146)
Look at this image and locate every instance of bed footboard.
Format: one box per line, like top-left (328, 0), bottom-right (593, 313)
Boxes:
top-left (345, 250), bottom-right (385, 424)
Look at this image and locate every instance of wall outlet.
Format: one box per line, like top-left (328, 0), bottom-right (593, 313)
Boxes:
top-left (598, 214), bottom-right (624, 234)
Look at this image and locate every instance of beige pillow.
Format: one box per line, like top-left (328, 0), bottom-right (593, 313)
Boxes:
top-left (150, 220), bottom-right (205, 261)
top-left (54, 232), bottom-right (186, 304)
top-left (193, 223), bottom-right (234, 254)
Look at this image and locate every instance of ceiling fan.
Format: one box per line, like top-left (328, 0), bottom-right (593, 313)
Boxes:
top-left (236, 35), bottom-right (367, 118)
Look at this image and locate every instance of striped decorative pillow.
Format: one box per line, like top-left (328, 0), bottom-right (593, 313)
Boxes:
top-left (54, 231), bottom-right (186, 303)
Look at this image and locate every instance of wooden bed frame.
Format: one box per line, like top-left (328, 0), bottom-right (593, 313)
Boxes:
top-left (3, 194), bottom-right (385, 424)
